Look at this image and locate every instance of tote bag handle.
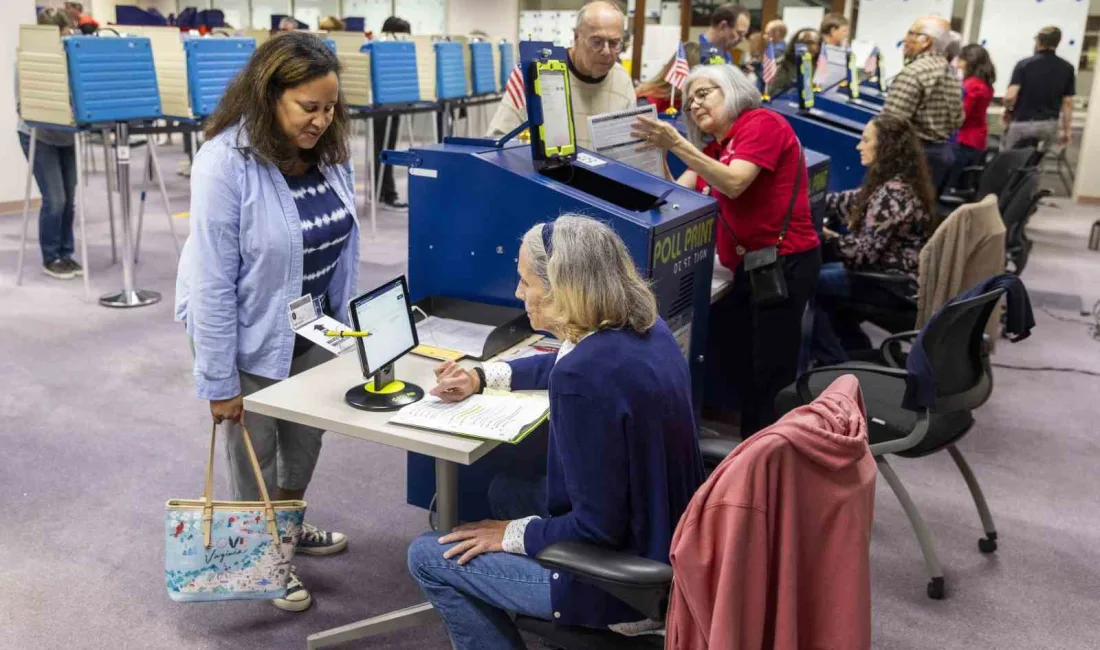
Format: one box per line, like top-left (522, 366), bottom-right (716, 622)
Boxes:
top-left (201, 421), bottom-right (281, 549)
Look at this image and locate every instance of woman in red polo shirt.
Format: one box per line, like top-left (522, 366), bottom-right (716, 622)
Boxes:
top-left (947, 44), bottom-right (995, 190)
top-left (633, 64), bottom-right (820, 435)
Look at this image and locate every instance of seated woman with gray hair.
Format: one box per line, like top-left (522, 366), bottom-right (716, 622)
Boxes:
top-left (632, 63), bottom-right (821, 435)
top-left (407, 215), bottom-right (704, 649)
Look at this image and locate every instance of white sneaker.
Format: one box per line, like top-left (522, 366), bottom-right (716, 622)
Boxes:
top-left (272, 566), bottom-right (312, 612)
top-left (177, 159), bottom-right (191, 178)
top-left (296, 522), bottom-right (349, 556)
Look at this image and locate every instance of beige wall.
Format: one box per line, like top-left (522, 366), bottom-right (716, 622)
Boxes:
top-left (1074, 57), bottom-right (1100, 201)
top-left (447, 0), bottom-right (519, 43)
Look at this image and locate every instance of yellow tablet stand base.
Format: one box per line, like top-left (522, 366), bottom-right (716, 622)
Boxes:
top-left (345, 364), bottom-right (424, 412)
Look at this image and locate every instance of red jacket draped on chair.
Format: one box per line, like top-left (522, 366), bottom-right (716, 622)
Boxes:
top-left (666, 375), bottom-right (877, 650)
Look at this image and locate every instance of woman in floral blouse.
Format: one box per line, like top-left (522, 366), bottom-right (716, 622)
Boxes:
top-left (813, 114), bottom-right (936, 364)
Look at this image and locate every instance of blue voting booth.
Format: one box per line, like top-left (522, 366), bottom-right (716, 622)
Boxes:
top-left (470, 41), bottom-right (497, 94)
top-left (183, 37), bottom-right (255, 118)
top-left (365, 40), bottom-right (420, 105)
top-left (435, 41), bottom-right (467, 100)
top-left (390, 42), bottom-right (723, 521)
top-left (65, 36), bottom-right (161, 123)
top-left (499, 41), bottom-right (514, 89)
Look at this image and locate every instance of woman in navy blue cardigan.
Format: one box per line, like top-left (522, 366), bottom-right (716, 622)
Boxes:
top-left (407, 215), bottom-right (705, 648)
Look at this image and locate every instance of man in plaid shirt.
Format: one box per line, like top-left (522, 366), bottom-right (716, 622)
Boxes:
top-left (883, 16), bottom-right (963, 194)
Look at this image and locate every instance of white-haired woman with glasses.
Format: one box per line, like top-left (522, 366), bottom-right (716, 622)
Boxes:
top-left (407, 215), bottom-right (704, 650)
top-left (632, 64), bottom-right (821, 436)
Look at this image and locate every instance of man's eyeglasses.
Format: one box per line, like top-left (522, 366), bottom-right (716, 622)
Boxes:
top-left (906, 29), bottom-right (929, 39)
top-left (584, 35), bottom-right (624, 53)
top-left (685, 85), bottom-right (721, 108)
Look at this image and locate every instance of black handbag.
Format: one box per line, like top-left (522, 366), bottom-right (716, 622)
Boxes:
top-left (717, 148), bottom-right (805, 307)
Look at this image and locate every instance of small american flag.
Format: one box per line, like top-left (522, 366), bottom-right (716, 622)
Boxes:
top-left (864, 47), bottom-right (880, 76)
top-left (762, 41), bottom-right (778, 85)
top-left (505, 65), bottom-right (526, 109)
top-left (664, 42), bottom-right (690, 91)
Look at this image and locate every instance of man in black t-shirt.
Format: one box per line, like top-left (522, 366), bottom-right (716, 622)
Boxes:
top-left (1002, 26), bottom-right (1076, 151)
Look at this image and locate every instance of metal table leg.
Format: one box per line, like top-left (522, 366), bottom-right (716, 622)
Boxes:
top-left (99, 122), bottom-right (161, 308)
top-left (366, 117), bottom-right (377, 236)
top-left (74, 131), bottom-right (91, 301)
top-left (304, 457), bottom-right (458, 649)
top-left (16, 127), bottom-right (37, 286)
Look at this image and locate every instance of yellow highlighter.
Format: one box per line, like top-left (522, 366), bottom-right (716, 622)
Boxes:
top-left (324, 330), bottom-right (371, 338)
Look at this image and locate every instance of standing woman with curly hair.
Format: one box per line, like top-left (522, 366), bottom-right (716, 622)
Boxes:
top-left (175, 31), bottom-right (357, 612)
top-left (812, 114), bottom-right (936, 363)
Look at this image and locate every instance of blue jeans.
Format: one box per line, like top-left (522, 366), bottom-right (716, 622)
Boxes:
top-left (408, 475), bottom-right (552, 650)
top-left (946, 143), bottom-right (985, 193)
top-left (19, 131), bottom-right (77, 264)
top-left (923, 141), bottom-right (956, 196)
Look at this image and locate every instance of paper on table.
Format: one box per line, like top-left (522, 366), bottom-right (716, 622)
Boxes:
top-left (390, 393), bottom-right (551, 443)
top-left (416, 316), bottom-right (497, 359)
top-left (586, 104), bottom-right (666, 178)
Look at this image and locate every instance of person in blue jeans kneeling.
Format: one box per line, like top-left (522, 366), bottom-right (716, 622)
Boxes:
top-left (407, 215), bottom-right (705, 649)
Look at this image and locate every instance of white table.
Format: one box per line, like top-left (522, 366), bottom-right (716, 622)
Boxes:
top-left (244, 336), bottom-right (540, 649)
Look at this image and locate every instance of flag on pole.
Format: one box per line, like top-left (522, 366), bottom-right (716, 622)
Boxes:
top-left (665, 42), bottom-right (691, 91)
top-left (864, 47), bottom-right (880, 76)
top-left (505, 65), bottom-right (526, 109)
top-left (762, 41), bottom-right (778, 85)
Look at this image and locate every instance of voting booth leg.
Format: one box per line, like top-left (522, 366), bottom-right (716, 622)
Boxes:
top-left (148, 138), bottom-right (181, 257)
top-left (101, 130), bottom-right (119, 265)
top-left (99, 123), bottom-right (161, 309)
top-left (74, 133), bottom-right (92, 302)
top-left (366, 117), bottom-right (377, 236)
top-left (304, 458), bottom-right (459, 649)
top-left (404, 113), bottom-right (417, 149)
top-left (15, 127), bottom-right (37, 286)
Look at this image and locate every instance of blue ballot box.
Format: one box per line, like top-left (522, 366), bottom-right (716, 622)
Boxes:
top-left (184, 37), bottom-right (255, 118)
top-left (65, 36), bottom-right (162, 123)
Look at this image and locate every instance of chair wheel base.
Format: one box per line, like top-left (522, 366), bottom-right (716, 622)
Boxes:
top-left (927, 577), bottom-right (946, 600)
top-left (979, 533), bottom-right (998, 554)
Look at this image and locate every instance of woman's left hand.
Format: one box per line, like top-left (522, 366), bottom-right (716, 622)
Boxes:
top-left (438, 520), bottom-right (509, 564)
top-left (631, 115), bottom-right (682, 150)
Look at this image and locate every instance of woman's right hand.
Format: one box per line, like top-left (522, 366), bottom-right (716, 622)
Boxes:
top-left (210, 395), bottom-right (244, 424)
top-left (430, 361), bottom-right (480, 402)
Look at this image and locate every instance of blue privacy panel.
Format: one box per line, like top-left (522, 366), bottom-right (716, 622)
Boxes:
top-left (323, 39), bottom-right (336, 54)
top-left (185, 38), bottom-right (256, 118)
top-left (366, 41), bottom-right (420, 105)
top-left (435, 41), bottom-right (467, 100)
top-left (499, 42), bottom-right (514, 89)
top-left (470, 41), bottom-right (496, 94)
top-left (64, 36), bottom-right (162, 123)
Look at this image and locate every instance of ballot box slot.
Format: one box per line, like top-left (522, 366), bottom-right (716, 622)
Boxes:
top-left (540, 164), bottom-right (661, 212)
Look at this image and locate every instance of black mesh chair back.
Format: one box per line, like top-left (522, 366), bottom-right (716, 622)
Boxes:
top-left (977, 148), bottom-right (1035, 200)
top-left (918, 288), bottom-right (1004, 414)
top-left (1001, 169), bottom-right (1041, 232)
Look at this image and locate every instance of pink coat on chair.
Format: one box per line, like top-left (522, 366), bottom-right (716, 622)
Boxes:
top-left (666, 375), bottom-right (877, 650)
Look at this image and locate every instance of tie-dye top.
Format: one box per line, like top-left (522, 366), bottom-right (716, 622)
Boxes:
top-left (283, 166), bottom-right (353, 307)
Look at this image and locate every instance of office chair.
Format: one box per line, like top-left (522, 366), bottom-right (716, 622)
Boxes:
top-left (938, 147), bottom-right (1035, 219)
top-left (1000, 168), bottom-right (1051, 275)
top-left (513, 439), bottom-right (736, 650)
top-left (777, 288), bottom-right (1006, 600)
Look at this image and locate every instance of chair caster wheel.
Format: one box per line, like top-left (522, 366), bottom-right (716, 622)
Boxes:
top-left (979, 534), bottom-right (998, 554)
top-left (927, 577), bottom-right (945, 600)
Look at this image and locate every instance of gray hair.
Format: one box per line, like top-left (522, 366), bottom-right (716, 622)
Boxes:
top-left (682, 64), bottom-right (762, 150)
top-left (575, 0), bottom-right (626, 32)
top-left (944, 30), bottom-right (963, 60)
top-left (521, 215), bottom-right (657, 342)
top-left (916, 16), bottom-right (951, 55)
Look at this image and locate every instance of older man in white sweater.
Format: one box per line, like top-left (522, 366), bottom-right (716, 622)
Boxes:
top-left (489, 0), bottom-right (636, 149)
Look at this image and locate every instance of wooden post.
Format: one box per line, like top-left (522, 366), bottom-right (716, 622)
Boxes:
top-left (831, 0), bottom-right (845, 13)
top-left (631, 0), bottom-right (647, 82)
top-left (680, 0), bottom-right (691, 43)
top-left (763, 0), bottom-right (779, 25)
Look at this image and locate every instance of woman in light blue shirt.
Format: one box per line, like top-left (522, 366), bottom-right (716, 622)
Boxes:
top-left (174, 32), bottom-right (359, 613)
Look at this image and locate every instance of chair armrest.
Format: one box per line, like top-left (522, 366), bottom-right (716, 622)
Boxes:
top-left (534, 541), bottom-right (673, 621)
top-left (698, 437), bottom-right (738, 469)
top-left (938, 193), bottom-right (969, 208)
top-left (879, 329), bottom-right (920, 368)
